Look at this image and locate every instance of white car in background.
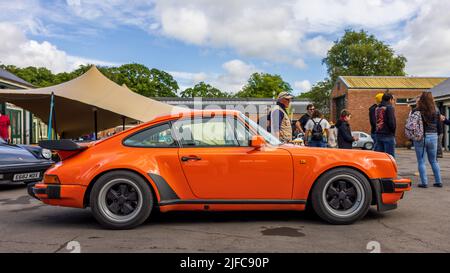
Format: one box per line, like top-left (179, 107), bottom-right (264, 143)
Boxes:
top-left (352, 131), bottom-right (374, 150)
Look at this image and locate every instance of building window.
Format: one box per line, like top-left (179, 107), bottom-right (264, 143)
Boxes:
top-left (396, 98), bottom-right (408, 104)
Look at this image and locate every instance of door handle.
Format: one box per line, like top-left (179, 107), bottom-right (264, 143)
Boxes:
top-left (181, 156), bottom-right (202, 162)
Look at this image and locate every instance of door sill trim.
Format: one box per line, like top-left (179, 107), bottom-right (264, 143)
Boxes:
top-left (158, 199), bottom-right (307, 206)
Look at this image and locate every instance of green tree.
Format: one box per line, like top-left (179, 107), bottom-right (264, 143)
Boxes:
top-left (0, 65), bottom-right (56, 87)
top-left (323, 29), bottom-right (407, 84)
top-left (236, 72), bottom-right (292, 98)
top-left (298, 79), bottom-right (333, 116)
top-left (181, 82), bottom-right (230, 98)
top-left (107, 64), bottom-right (179, 97)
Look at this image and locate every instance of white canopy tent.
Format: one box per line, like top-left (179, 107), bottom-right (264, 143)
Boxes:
top-left (0, 66), bottom-right (185, 139)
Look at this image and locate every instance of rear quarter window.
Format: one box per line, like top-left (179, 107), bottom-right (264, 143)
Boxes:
top-left (123, 123), bottom-right (177, 148)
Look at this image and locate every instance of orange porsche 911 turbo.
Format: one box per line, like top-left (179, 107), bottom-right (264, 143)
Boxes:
top-left (29, 110), bottom-right (411, 229)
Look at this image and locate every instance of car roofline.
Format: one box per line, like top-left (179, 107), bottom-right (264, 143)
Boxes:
top-left (93, 109), bottom-right (243, 145)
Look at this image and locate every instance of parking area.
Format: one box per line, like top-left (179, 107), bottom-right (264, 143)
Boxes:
top-left (0, 148), bottom-right (449, 253)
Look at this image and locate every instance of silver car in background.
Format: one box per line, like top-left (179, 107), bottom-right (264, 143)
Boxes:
top-left (352, 131), bottom-right (374, 150)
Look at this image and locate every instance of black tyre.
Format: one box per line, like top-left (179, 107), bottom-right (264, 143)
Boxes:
top-left (311, 168), bottom-right (372, 225)
top-left (90, 171), bottom-right (153, 229)
top-left (363, 142), bottom-right (374, 150)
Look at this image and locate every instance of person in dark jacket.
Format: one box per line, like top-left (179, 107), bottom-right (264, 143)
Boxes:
top-left (369, 93), bottom-right (384, 149)
top-left (336, 109), bottom-right (357, 149)
top-left (437, 113), bottom-right (444, 158)
top-left (413, 92), bottom-right (442, 188)
top-left (374, 93), bottom-right (396, 157)
top-left (441, 115), bottom-right (450, 126)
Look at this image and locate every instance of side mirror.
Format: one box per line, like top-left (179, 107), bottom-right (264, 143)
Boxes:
top-left (250, 135), bottom-right (266, 148)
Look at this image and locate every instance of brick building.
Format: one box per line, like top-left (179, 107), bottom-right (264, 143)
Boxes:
top-left (428, 78), bottom-right (450, 150)
top-left (330, 76), bottom-right (448, 146)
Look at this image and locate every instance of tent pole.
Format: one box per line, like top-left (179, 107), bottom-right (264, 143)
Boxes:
top-left (122, 116), bottom-right (126, 131)
top-left (47, 92), bottom-right (54, 140)
top-left (53, 101), bottom-right (57, 140)
top-left (94, 109), bottom-right (98, 140)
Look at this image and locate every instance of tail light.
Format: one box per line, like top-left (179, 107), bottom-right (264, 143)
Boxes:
top-left (44, 174), bottom-right (60, 184)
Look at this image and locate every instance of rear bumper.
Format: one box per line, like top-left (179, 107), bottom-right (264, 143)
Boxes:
top-left (371, 178), bottom-right (412, 212)
top-left (28, 182), bottom-right (86, 208)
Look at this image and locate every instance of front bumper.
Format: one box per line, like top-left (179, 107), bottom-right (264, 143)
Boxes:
top-left (371, 178), bottom-right (412, 212)
top-left (28, 182), bottom-right (86, 208)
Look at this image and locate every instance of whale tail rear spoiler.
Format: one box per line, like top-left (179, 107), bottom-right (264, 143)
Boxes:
top-left (39, 140), bottom-right (88, 160)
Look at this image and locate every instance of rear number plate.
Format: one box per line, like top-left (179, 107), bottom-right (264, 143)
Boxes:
top-left (13, 172), bottom-right (40, 181)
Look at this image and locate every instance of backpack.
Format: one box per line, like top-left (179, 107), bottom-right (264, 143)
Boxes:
top-left (405, 111), bottom-right (424, 142)
top-left (311, 119), bottom-right (324, 141)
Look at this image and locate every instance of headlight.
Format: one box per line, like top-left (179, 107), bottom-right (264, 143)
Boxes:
top-left (41, 148), bottom-right (52, 159)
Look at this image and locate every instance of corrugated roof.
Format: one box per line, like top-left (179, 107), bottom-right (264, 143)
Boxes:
top-left (429, 78), bottom-right (450, 98)
top-left (340, 76), bottom-right (448, 89)
top-left (0, 68), bottom-right (33, 87)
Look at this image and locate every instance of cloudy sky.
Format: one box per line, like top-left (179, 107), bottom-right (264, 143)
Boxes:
top-left (0, 0), bottom-right (449, 95)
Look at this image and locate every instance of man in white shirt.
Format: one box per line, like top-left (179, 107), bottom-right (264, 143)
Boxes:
top-left (304, 110), bottom-right (330, 148)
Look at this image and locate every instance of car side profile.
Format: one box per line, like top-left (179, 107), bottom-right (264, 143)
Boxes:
top-left (30, 110), bottom-right (411, 229)
top-left (352, 131), bottom-right (375, 150)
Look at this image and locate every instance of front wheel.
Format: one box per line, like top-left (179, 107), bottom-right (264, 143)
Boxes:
top-left (90, 171), bottom-right (153, 229)
top-left (311, 168), bottom-right (372, 225)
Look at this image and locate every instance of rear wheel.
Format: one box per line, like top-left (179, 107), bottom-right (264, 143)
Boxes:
top-left (90, 171), bottom-right (153, 229)
top-left (311, 168), bottom-right (372, 225)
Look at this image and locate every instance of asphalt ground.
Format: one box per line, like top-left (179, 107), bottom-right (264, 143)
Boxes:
top-left (0, 148), bottom-right (449, 253)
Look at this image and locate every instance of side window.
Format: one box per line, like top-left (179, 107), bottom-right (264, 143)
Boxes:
top-left (123, 123), bottom-right (177, 147)
top-left (172, 117), bottom-right (243, 147)
top-left (232, 117), bottom-right (254, 146)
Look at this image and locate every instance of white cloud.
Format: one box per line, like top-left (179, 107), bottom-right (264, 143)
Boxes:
top-left (394, 0), bottom-right (450, 76)
top-left (171, 59), bottom-right (260, 93)
top-left (304, 36), bottom-right (334, 57)
top-left (3, 0), bottom-right (450, 77)
top-left (64, 0), bottom-right (155, 28)
top-left (292, 0), bottom-right (423, 33)
top-left (152, 0), bottom-right (424, 68)
top-left (0, 22), bottom-right (115, 73)
top-left (294, 80), bottom-right (312, 95)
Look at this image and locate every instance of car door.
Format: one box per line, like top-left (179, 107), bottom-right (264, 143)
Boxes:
top-left (172, 115), bottom-right (293, 199)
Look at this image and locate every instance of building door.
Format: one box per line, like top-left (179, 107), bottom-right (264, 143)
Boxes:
top-left (334, 96), bottom-right (346, 121)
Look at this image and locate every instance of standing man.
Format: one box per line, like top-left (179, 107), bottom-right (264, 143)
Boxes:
top-left (442, 114), bottom-right (450, 126)
top-left (437, 114), bottom-right (444, 158)
top-left (304, 110), bottom-right (330, 148)
top-left (0, 108), bottom-right (11, 143)
top-left (374, 93), bottom-right (396, 157)
top-left (295, 104), bottom-right (314, 135)
top-left (369, 93), bottom-right (384, 149)
top-left (441, 115), bottom-right (450, 153)
top-left (270, 92), bottom-right (294, 143)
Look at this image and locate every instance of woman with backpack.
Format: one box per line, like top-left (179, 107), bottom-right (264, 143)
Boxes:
top-left (407, 92), bottom-right (442, 188)
top-left (304, 110), bottom-right (330, 148)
